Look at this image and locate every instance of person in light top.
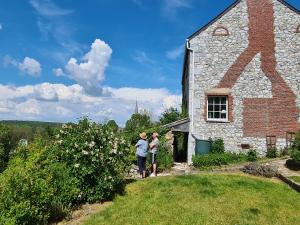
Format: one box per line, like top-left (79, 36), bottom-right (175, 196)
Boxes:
top-left (149, 132), bottom-right (159, 177)
top-left (135, 132), bottom-right (148, 179)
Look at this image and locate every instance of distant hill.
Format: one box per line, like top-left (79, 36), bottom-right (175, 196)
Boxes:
top-left (0, 120), bottom-right (62, 128)
top-left (0, 120), bottom-right (63, 143)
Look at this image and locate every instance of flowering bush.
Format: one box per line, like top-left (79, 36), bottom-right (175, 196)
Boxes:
top-left (52, 118), bottom-right (131, 202)
top-left (0, 138), bottom-right (79, 225)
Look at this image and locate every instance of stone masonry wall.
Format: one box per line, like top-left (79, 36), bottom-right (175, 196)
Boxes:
top-left (187, 0), bottom-right (300, 163)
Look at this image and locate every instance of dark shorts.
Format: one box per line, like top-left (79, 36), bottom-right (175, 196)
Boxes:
top-left (137, 156), bottom-right (146, 174)
top-left (150, 153), bottom-right (157, 164)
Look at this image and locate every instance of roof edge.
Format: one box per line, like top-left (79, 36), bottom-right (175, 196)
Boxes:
top-left (187, 0), bottom-right (242, 40)
top-left (187, 0), bottom-right (300, 40)
top-left (277, 0), bottom-right (300, 14)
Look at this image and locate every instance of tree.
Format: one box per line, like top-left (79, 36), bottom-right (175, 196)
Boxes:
top-left (0, 124), bottom-right (13, 172)
top-left (105, 120), bottom-right (119, 133)
top-left (124, 113), bottom-right (152, 144)
top-left (159, 107), bottom-right (182, 125)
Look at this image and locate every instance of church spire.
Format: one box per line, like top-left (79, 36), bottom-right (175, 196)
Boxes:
top-left (134, 100), bottom-right (139, 114)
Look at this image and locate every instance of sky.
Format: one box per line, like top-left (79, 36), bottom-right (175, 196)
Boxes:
top-left (0, 0), bottom-right (299, 125)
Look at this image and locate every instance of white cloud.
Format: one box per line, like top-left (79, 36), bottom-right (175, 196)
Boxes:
top-left (3, 56), bottom-right (42, 77)
top-left (162, 0), bottom-right (191, 17)
top-left (58, 39), bottom-right (112, 95)
top-left (15, 99), bottom-right (41, 116)
top-left (132, 50), bottom-right (155, 65)
top-left (53, 68), bottom-right (64, 77)
top-left (0, 83), bottom-right (181, 124)
top-left (30, 0), bottom-right (82, 63)
top-left (166, 45), bottom-right (184, 60)
top-left (18, 57), bottom-right (42, 77)
top-left (29, 0), bottom-right (74, 17)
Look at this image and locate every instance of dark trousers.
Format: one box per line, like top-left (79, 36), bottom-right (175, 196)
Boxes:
top-left (137, 156), bottom-right (146, 174)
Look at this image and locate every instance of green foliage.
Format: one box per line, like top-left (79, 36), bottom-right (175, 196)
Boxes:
top-left (159, 107), bottom-right (181, 125)
top-left (291, 131), bottom-right (300, 163)
top-left (1, 120), bottom-right (60, 146)
top-left (124, 113), bottom-right (152, 144)
top-left (266, 148), bottom-right (277, 158)
top-left (247, 149), bottom-right (258, 162)
top-left (156, 138), bottom-right (173, 171)
top-left (0, 139), bottom-right (79, 225)
top-left (211, 138), bottom-right (225, 153)
top-left (0, 124), bottom-right (13, 172)
top-left (105, 120), bottom-right (119, 133)
top-left (192, 153), bottom-right (246, 169)
top-left (52, 118), bottom-right (131, 203)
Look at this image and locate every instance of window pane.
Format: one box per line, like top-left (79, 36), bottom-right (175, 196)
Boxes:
top-left (221, 105), bottom-right (226, 111)
top-left (208, 97), bottom-right (213, 104)
top-left (214, 97), bottom-right (220, 104)
top-left (221, 113), bottom-right (226, 119)
top-left (208, 112), bottom-right (213, 118)
top-left (221, 97), bottom-right (226, 104)
top-left (214, 105), bottom-right (220, 111)
top-left (214, 112), bottom-right (220, 118)
top-left (208, 105), bottom-right (213, 111)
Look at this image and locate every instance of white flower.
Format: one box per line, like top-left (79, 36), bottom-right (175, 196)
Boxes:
top-left (62, 124), bottom-right (68, 129)
top-left (88, 141), bottom-right (95, 148)
top-left (57, 140), bottom-right (63, 144)
top-left (74, 163), bottom-right (80, 168)
top-left (55, 134), bottom-right (60, 139)
top-left (75, 143), bottom-right (79, 148)
top-left (82, 150), bottom-right (89, 155)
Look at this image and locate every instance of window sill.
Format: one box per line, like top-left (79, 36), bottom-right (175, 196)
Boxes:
top-left (206, 119), bottom-right (230, 123)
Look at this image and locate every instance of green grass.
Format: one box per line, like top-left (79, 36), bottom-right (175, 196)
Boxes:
top-left (289, 176), bottom-right (300, 184)
top-left (85, 174), bottom-right (300, 225)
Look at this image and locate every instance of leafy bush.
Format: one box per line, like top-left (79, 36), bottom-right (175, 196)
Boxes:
top-left (211, 138), bottom-right (225, 153)
top-left (192, 153), bottom-right (246, 169)
top-left (247, 149), bottom-right (258, 162)
top-left (291, 131), bottom-right (300, 163)
top-left (156, 138), bottom-right (173, 171)
top-left (0, 124), bottom-right (13, 172)
top-left (52, 118), bottom-right (131, 203)
top-left (0, 139), bottom-right (79, 225)
top-left (266, 148), bottom-right (277, 158)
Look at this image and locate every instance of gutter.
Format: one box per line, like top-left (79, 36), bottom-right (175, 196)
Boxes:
top-left (186, 39), bottom-right (195, 135)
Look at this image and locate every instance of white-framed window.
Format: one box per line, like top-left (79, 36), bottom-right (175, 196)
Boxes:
top-left (207, 96), bottom-right (228, 122)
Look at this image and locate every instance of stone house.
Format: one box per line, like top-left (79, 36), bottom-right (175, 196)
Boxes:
top-left (166, 0), bottom-right (300, 164)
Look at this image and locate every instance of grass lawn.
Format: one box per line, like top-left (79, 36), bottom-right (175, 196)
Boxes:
top-left (289, 176), bottom-right (300, 184)
top-left (85, 174), bottom-right (300, 225)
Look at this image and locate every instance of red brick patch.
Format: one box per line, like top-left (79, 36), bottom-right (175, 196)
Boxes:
top-left (216, 0), bottom-right (299, 138)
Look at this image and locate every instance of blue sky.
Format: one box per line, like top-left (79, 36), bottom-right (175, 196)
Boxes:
top-left (0, 0), bottom-right (299, 125)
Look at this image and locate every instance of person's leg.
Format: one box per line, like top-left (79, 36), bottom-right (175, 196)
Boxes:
top-left (153, 154), bottom-right (157, 176)
top-left (142, 157), bottom-right (146, 178)
top-left (137, 156), bottom-right (143, 178)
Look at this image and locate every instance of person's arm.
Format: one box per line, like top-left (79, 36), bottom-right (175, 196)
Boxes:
top-left (149, 140), bottom-right (158, 149)
top-left (135, 140), bottom-right (141, 147)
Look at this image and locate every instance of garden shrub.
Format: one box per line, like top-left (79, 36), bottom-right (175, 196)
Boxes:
top-left (291, 131), bottom-right (300, 163)
top-left (192, 152), bottom-right (246, 169)
top-left (52, 118), bottom-right (131, 203)
top-left (0, 124), bottom-right (14, 172)
top-left (0, 140), bottom-right (79, 225)
top-left (266, 148), bottom-right (277, 158)
top-left (247, 149), bottom-right (258, 162)
top-left (156, 138), bottom-right (173, 171)
top-left (211, 138), bottom-right (225, 153)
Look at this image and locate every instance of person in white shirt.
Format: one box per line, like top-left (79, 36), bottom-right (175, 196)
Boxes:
top-left (149, 132), bottom-right (159, 177)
